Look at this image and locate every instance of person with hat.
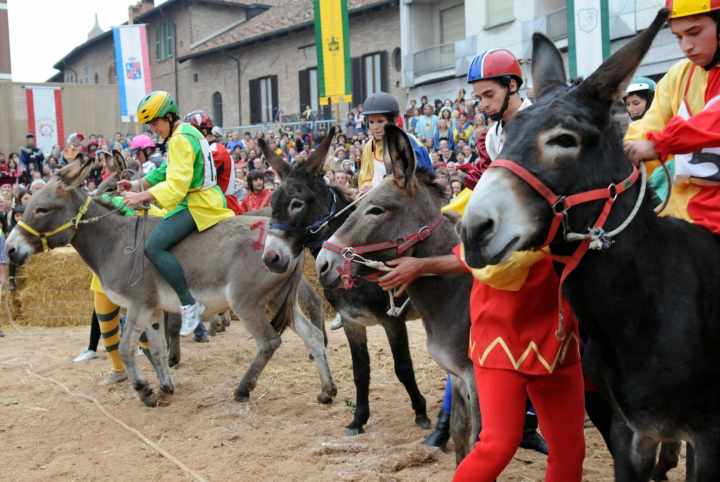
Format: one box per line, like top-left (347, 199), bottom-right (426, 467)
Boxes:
top-left (357, 91), bottom-right (434, 192)
top-left (118, 90), bottom-right (234, 336)
top-left (625, 0), bottom-right (720, 235)
top-left (624, 76), bottom-right (657, 121)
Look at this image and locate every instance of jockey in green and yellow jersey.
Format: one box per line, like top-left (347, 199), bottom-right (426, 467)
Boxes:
top-left (121, 90), bottom-right (233, 336)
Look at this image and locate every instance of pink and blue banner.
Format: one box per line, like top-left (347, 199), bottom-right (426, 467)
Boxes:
top-left (112, 25), bottom-right (152, 122)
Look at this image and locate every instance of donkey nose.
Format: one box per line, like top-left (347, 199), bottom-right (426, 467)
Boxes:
top-left (462, 216), bottom-right (494, 247)
top-left (318, 259), bottom-right (331, 277)
top-left (263, 249), bottom-right (280, 266)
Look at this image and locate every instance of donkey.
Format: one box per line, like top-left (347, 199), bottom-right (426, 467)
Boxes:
top-left (462, 10), bottom-right (714, 481)
top-left (314, 125), bottom-right (479, 462)
top-left (261, 128), bottom-right (432, 435)
top-left (6, 156), bottom-right (336, 408)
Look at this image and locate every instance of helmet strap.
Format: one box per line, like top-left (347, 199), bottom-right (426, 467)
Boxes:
top-left (491, 86), bottom-right (517, 123)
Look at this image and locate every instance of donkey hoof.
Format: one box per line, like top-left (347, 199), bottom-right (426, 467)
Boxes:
top-left (141, 391), bottom-right (159, 408)
top-left (345, 426), bottom-right (365, 436)
top-left (160, 383), bottom-right (175, 395)
top-left (317, 392), bottom-right (334, 404)
top-left (416, 415), bottom-right (432, 430)
top-left (234, 388), bottom-right (251, 403)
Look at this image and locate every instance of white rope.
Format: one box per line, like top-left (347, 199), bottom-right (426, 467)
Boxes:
top-left (1, 361), bottom-right (208, 482)
top-left (565, 163), bottom-right (648, 250)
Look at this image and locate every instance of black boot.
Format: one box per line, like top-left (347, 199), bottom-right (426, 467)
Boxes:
top-left (520, 411), bottom-right (548, 455)
top-left (423, 409), bottom-right (450, 449)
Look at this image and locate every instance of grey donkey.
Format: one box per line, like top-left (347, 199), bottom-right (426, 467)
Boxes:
top-left (6, 156), bottom-right (337, 407)
top-left (316, 125), bottom-right (480, 463)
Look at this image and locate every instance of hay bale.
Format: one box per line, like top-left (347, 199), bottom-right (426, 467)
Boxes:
top-left (303, 250), bottom-right (335, 319)
top-left (9, 247), bottom-right (93, 327)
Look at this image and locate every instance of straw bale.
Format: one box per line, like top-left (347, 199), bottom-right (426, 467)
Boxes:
top-left (8, 247), bottom-right (93, 327)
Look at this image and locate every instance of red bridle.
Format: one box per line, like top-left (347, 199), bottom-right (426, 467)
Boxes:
top-left (488, 159), bottom-right (640, 338)
top-left (323, 214), bottom-right (445, 289)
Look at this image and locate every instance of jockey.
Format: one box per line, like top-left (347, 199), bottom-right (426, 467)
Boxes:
top-left (129, 134), bottom-right (157, 174)
top-left (625, 0), bottom-right (720, 233)
top-left (357, 92), bottom-right (433, 192)
top-left (624, 76), bottom-right (657, 121)
top-left (121, 90), bottom-right (234, 336)
top-left (184, 110), bottom-right (243, 214)
top-left (379, 49), bottom-right (587, 482)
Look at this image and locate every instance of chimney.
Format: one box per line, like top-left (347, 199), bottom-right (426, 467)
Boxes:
top-left (129, 0), bottom-right (155, 23)
top-left (0, 0), bottom-right (11, 81)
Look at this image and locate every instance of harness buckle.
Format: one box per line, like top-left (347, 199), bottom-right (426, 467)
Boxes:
top-left (341, 247), bottom-right (356, 260)
top-left (417, 225), bottom-right (432, 241)
top-left (607, 183), bottom-right (618, 202)
top-left (552, 196), bottom-right (567, 215)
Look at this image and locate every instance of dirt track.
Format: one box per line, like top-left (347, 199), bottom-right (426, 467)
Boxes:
top-left (0, 321), bottom-right (686, 481)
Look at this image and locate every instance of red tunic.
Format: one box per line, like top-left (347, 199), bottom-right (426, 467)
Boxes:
top-left (453, 245), bottom-right (580, 375)
top-left (211, 142), bottom-right (242, 214)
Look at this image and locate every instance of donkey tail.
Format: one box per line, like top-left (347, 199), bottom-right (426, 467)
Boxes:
top-left (269, 259), bottom-right (304, 335)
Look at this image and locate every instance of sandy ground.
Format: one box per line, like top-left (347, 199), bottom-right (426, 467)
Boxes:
top-left (0, 321), bottom-right (687, 482)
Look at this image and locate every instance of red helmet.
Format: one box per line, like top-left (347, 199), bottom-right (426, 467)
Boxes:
top-left (467, 49), bottom-right (523, 87)
top-left (184, 110), bottom-right (214, 132)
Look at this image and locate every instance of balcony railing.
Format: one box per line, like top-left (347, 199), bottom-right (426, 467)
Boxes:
top-left (413, 43), bottom-right (456, 77)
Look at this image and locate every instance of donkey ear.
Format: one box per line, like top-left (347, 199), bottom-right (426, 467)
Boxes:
top-left (384, 124), bottom-right (416, 191)
top-left (579, 9), bottom-right (668, 103)
top-left (301, 126), bottom-right (336, 175)
top-left (57, 155), bottom-right (97, 190)
top-left (258, 137), bottom-right (290, 178)
top-left (111, 149), bottom-right (128, 173)
top-left (531, 33), bottom-right (567, 98)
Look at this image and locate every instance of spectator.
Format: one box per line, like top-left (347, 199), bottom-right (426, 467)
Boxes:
top-left (237, 169), bottom-right (272, 214)
top-left (415, 104), bottom-right (438, 140)
top-left (19, 133), bottom-right (44, 173)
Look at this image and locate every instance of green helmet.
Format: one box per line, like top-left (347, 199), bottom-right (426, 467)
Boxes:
top-left (625, 77), bottom-right (656, 97)
top-left (136, 90), bottom-right (178, 124)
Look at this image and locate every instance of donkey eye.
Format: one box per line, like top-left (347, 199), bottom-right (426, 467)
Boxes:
top-left (34, 207), bottom-right (49, 215)
top-left (364, 206), bottom-right (385, 216)
top-left (547, 134), bottom-right (578, 149)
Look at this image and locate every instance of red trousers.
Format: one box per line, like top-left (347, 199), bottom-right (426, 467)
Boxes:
top-left (453, 362), bottom-right (585, 482)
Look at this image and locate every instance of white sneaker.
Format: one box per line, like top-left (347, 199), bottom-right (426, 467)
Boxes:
top-left (73, 349), bottom-right (98, 363)
top-left (180, 302), bottom-right (205, 336)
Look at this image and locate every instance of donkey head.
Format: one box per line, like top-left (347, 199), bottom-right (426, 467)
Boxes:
top-left (262, 126), bottom-right (336, 272)
top-left (6, 156), bottom-right (97, 265)
top-left (316, 125), bottom-right (449, 288)
top-left (461, 9), bottom-right (668, 268)
top-left (95, 149), bottom-right (141, 195)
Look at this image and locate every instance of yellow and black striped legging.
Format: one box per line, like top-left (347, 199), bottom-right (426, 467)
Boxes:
top-left (92, 275), bottom-right (149, 374)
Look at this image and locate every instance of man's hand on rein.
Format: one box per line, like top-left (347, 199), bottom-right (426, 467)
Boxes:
top-left (377, 257), bottom-right (424, 292)
top-left (122, 190), bottom-right (153, 208)
top-left (623, 140), bottom-right (658, 166)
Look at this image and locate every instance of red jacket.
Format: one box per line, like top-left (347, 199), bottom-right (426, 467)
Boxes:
top-left (454, 245), bottom-right (580, 375)
top-left (211, 142), bottom-right (242, 214)
top-left (238, 189), bottom-right (272, 214)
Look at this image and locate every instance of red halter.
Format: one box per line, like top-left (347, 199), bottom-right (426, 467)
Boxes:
top-left (488, 159), bottom-right (640, 338)
top-left (323, 214), bottom-right (445, 289)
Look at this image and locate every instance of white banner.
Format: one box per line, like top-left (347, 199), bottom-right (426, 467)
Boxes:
top-left (568, 0), bottom-right (610, 79)
top-left (113, 25), bottom-right (152, 122)
top-left (25, 86), bottom-right (63, 155)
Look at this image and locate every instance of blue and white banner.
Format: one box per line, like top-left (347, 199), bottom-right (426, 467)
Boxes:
top-left (112, 25), bottom-right (152, 122)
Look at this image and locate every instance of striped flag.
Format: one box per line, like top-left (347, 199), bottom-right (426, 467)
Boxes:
top-left (25, 86), bottom-right (64, 154)
top-left (112, 25), bottom-right (152, 122)
top-left (313, 0), bottom-right (352, 105)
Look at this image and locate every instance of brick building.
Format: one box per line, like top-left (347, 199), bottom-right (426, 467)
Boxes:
top-left (51, 0), bottom-right (402, 128)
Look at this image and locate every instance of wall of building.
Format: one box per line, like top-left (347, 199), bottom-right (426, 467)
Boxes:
top-left (0, 82), bottom-right (132, 156)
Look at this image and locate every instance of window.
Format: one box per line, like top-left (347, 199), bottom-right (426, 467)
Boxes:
top-left (94, 73), bottom-right (99, 84)
top-left (155, 19), bottom-right (175, 61)
top-left (351, 52), bottom-right (388, 106)
top-left (485, 0), bottom-right (514, 28)
top-left (66, 71), bottom-right (76, 83)
top-left (249, 76), bottom-right (278, 124)
top-left (298, 67), bottom-right (319, 115)
top-left (108, 64), bottom-right (117, 84)
top-left (440, 4), bottom-right (465, 44)
top-left (212, 92), bottom-right (223, 127)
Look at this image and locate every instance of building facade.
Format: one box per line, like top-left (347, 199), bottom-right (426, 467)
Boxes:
top-left (400, 0), bottom-right (682, 102)
top-left (51, 0), bottom-right (402, 129)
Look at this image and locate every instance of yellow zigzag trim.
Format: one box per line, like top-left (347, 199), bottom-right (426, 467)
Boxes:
top-left (471, 333), bottom-right (580, 374)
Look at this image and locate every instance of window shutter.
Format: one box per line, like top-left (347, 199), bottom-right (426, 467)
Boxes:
top-left (351, 57), bottom-right (363, 106)
top-left (271, 76), bottom-right (279, 121)
top-left (298, 69), bottom-right (310, 115)
top-left (167, 22), bottom-right (175, 58)
top-left (380, 51), bottom-right (389, 93)
top-left (249, 78), bottom-right (261, 124)
top-left (155, 27), bottom-right (161, 60)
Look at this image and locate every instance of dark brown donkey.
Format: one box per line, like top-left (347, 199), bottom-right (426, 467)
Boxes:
top-left (462, 9), bottom-right (712, 481)
top-left (261, 129), bottom-right (432, 435)
top-left (315, 125), bottom-right (479, 462)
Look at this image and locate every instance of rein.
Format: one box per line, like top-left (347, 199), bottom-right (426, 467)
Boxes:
top-left (322, 214), bottom-right (445, 316)
top-left (488, 159), bottom-right (644, 338)
top-left (16, 196), bottom-right (125, 252)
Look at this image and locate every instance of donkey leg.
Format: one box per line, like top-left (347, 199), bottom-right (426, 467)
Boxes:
top-left (119, 309), bottom-right (157, 407)
top-left (143, 313), bottom-right (174, 396)
top-left (610, 417), bottom-right (656, 482)
top-left (342, 320), bottom-right (371, 435)
top-left (233, 307), bottom-right (282, 402)
top-left (462, 365), bottom-right (481, 449)
top-left (382, 320), bottom-right (431, 429)
top-left (289, 303), bottom-right (336, 404)
top-left (164, 312), bottom-right (181, 368)
top-left (651, 441), bottom-right (680, 482)
top-left (449, 374), bottom-right (471, 465)
top-left (693, 431), bottom-right (720, 482)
